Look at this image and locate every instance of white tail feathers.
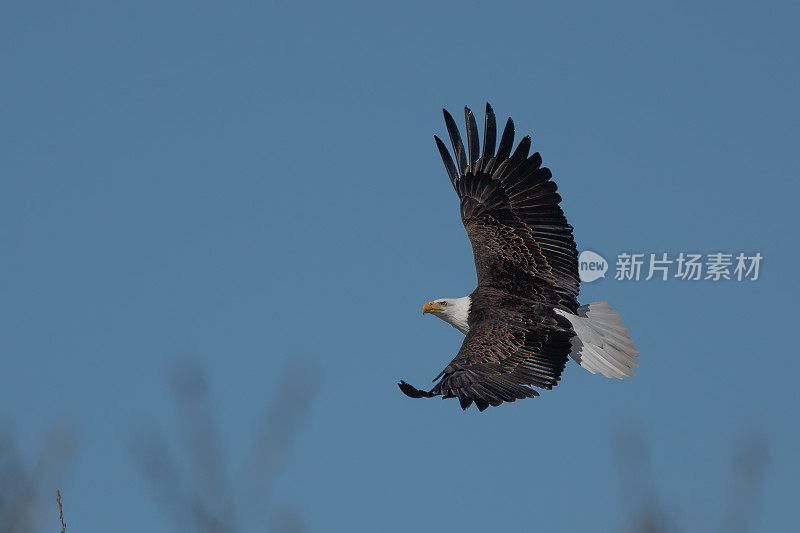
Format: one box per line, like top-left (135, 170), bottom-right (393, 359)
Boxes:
top-left (555, 301), bottom-right (639, 379)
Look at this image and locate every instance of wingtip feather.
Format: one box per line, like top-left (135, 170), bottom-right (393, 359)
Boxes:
top-left (398, 380), bottom-right (436, 399)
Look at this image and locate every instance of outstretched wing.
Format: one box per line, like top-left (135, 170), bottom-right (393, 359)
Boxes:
top-left (399, 310), bottom-right (574, 411)
top-left (434, 104), bottom-right (580, 312)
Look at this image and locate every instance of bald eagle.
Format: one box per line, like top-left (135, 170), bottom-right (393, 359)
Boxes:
top-left (398, 104), bottom-right (639, 411)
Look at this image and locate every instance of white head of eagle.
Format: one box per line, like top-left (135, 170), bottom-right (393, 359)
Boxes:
top-left (422, 297), bottom-right (471, 334)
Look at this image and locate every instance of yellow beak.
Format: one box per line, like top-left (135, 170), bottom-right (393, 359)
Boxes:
top-left (422, 301), bottom-right (441, 314)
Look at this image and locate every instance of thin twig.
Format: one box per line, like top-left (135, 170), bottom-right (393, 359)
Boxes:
top-left (56, 490), bottom-right (66, 533)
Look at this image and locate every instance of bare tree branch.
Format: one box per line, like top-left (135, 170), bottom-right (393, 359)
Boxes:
top-left (720, 433), bottom-right (768, 533)
top-left (613, 425), bottom-right (770, 533)
top-left (0, 422), bottom-right (78, 533)
top-left (132, 359), bottom-right (318, 532)
top-left (56, 490), bottom-right (66, 533)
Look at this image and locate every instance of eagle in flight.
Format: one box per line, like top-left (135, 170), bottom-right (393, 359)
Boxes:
top-left (398, 104), bottom-right (639, 411)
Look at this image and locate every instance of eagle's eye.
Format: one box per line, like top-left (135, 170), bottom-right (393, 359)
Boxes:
top-left (440, 301), bottom-right (448, 307)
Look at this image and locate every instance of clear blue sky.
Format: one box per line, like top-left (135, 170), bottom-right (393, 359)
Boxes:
top-left (2, 1), bottom-right (798, 531)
